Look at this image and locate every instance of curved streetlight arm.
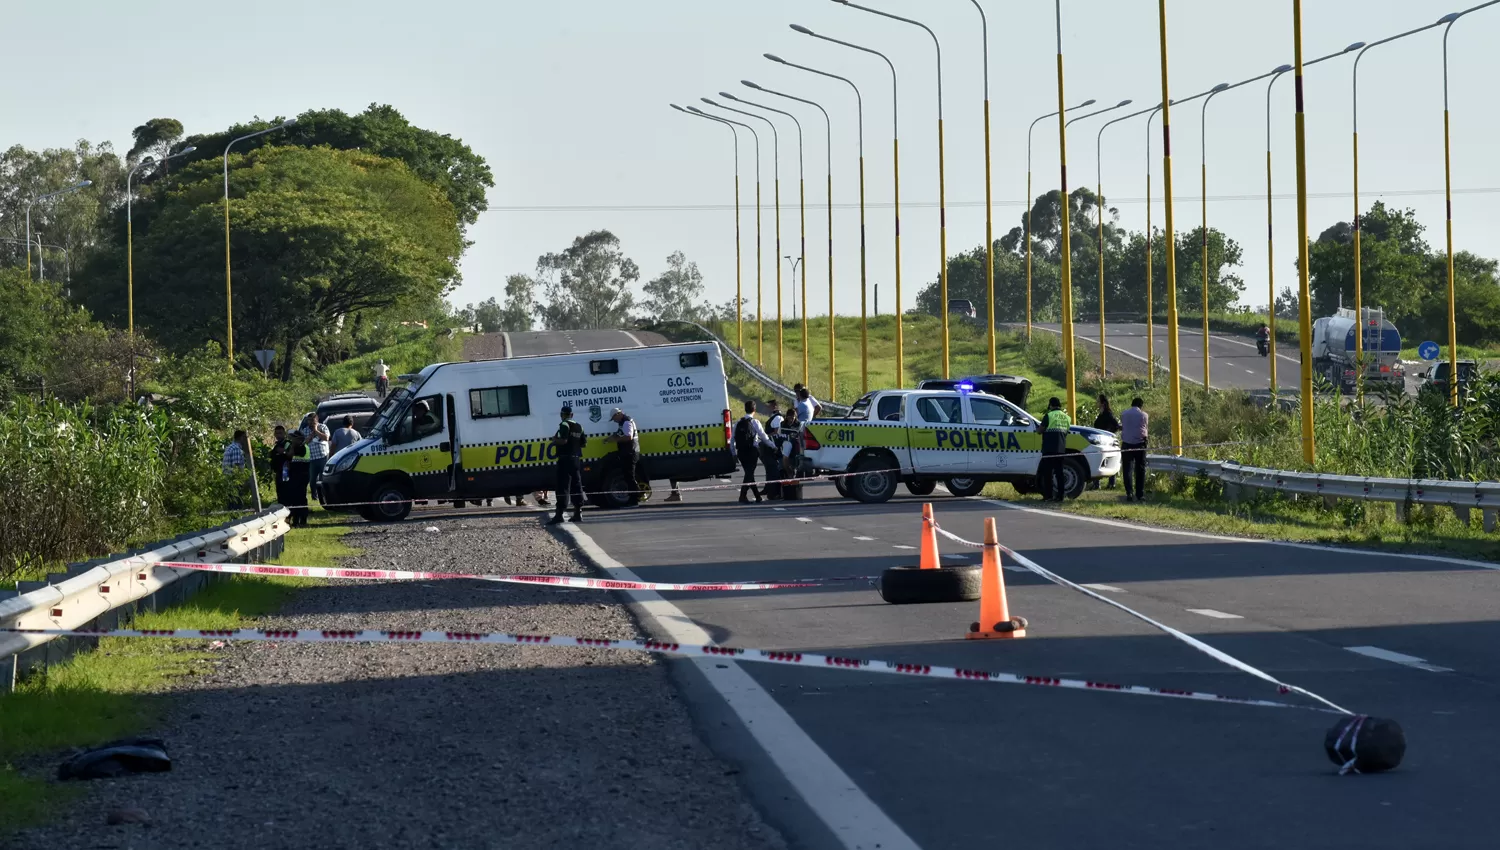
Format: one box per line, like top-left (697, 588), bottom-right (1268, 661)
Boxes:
top-left (685, 106), bottom-right (761, 180)
top-left (967, 0), bottom-right (988, 99)
top-left (1029, 99), bottom-right (1097, 171)
top-left (792, 26), bottom-right (898, 128)
top-left (703, 98), bottom-right (781, 168)
top-left (1065, 100), bottom-right (1133, 128)
top-left (1097, 104), bottom-right (1160, 186)
top-left (833, 0), bottom-right (942, 116)
top-left (766, 56), bottom-right (863, 152)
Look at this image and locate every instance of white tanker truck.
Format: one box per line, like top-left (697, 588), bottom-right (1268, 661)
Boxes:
top-left (1310, 306), bottom-right (1401, 393)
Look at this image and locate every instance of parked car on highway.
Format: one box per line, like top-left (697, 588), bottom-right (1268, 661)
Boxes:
top-left (320, 342), bottom-right (735, 521)
top-left (947, 299), bottom-right (977, 319)
top-left (802, 387), bottom-right (1119, 503)
top-left (1419, 359), bottom-right (1479, 401)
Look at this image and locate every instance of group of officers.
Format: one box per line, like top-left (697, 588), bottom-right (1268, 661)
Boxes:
top-left (543, 385), bottom-right (825, 523)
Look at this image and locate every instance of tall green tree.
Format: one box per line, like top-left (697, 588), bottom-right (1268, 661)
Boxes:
top-left (1305, 202), bottom-right (1432, 321)
top-left (499, 274), bottom-right (536, 331)
top-left (641, 250), bottom-right (707, 322)
top-left (74, 146), bottom-right (462, 376)
top-left (0, 141), bottom-right (125, 270)
top-left (534, 231), bottom-right (639, 330)
top-left (128, 118), bottom-right (186, 172)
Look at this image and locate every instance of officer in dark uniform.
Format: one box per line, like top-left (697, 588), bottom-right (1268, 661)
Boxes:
top-left (547, 404), bottom-right (585, 525)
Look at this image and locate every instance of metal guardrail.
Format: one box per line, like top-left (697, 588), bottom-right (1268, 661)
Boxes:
top-left (1, 507), bottom-right (292, 690)
top-left (1148, 455), bottom-right (1499, 532)
top-left (659, 320), bottom-right (853, 416)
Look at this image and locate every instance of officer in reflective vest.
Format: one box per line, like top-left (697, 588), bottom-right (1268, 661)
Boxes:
top-left (1036, 396), bottom-right (1072, 502)
top-left (605, 408), bottom-right (649, 502)
top-left (547, 404), bottom-right (585, 525)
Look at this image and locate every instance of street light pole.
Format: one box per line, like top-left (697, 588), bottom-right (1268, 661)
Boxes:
top-left (832, 0), bottom-right (949, 379)
top-left (967, 0), bottom-right (997, 372)
top-left (1145, 103), bottom-right (1165, 383)
top-left (791, 24), bottom-right (904, 386)
top-left (721, 92), bottom-right (802, 382)
top-left (705, 98), bottom-right (782, 372)
top-left (1156, 0), bottom-right (1184, 456)
top-left (745, 80), bottom-right (836, 399)
top-left (224, 119), bottom-right (295, 373)
top-left (1027, 99), bottom-right (1095, 344)
top-left (690, 107), bottom-right (761, 364)
top-left (1095, 103), bottom-right (1156, 378)
top-left (1054, 0), bottom-right (1078, 417)
top-left (1292, 0), bottom-right (1316, 465)
top-left (766, 53), bottom-right (871, 393)
top-left (126, 145), bottom-right (197, 338)
top-left (25, 180), bottom-right (91, 280)
top-left (671, 106), bottom-right (744, 351)
top-left (1199, 82), bottom-right (1231, 391)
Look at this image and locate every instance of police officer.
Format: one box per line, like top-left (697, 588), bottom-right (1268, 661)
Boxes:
top-left (605, 408), bottom-right (649, 502)
top-left (1036, 397), bottom-right (1072, 502)
top-left (547, 404), bottom-right (585, 525)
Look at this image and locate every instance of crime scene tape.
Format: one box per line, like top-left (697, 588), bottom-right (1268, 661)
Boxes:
top-left (153, 560), bottom-right (876, 593)
top-left (0, 627), bottom-right (1332, 714)
top-left (931, 523), bottom-right (1355, 716)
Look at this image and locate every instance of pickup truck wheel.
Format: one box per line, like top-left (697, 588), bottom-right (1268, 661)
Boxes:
top-left (1011, 477), bottom-right (1035, 496)
top-left (944, 477), bottom-right (986, 498)
top-left (1061, 457), bottom-right (1089, 500)
top-left (904, 479), bottom-right (937, 497)
top-left (850, 455), bottom-right (899, 503)
top-left (879, 565), bottom-right (982, 604)
top-left (834, 474), bottom-right (851, 498)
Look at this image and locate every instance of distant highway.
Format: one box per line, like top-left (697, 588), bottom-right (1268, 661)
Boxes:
top-left (1034, 321), bottom-right (1299, 389)
top-left (464, 328), bottom-right (667, 360)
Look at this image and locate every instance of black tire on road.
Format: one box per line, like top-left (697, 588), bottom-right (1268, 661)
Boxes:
top-left (596, 463), bottom-right (639, 509)
top-left (368, 480), bottom-right (413, 522)
top-left (850, 455), bottom-right (900, 503)
top-left (904, 479), bottom-right (937, 497)
top-left (834, 474), bottom-right (851, 498)
top-left (1011, 477), bottom-right (1035, 496)
top-left (944, 477), bottom-right (986, 498)
top-left (879, 565), bottom-right (983, 604)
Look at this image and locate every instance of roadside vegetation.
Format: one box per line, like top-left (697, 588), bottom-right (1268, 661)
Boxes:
top-left (0, 512), bottom-right (356, 833)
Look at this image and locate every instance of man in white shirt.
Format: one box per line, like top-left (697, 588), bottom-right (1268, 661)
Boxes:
top-left (794, 384), bottom-right (822, 423)
top-left (302, 413), bottom-right (332, 501)
top-left (373, 359), bottom-right (390, 397)
top-left (733, 400), bottom-right (775, 503)
top-left (605, 408), bottom-right (649, 502)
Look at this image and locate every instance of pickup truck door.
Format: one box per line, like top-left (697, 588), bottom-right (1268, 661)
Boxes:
top-left (966, 395), bottom-right (1039, 476)
top-left (910, 394), bottom-right (970, 475)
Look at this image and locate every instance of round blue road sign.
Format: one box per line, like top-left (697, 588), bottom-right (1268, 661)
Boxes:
top-left (1418, 341), bottom-right (1441, 361)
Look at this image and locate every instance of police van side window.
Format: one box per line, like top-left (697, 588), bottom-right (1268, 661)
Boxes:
top-left (970, 397), bottom-right (1020, 426)
top-left (876, 395), bottom-right (903, 422)
top-left (916, 396), bottom-right (961, 424)
top-left (470, 385), bottom-right (530, 420)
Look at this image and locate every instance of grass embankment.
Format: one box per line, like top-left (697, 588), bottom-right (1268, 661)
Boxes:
top-left (1397, 343), bottom-right (1500, 363)
top-left (316, 326), bottom-right (463, 392)
top-left (701, 315), bottom-right (1067, 408)
top-left (0, 511), bottom-right (357, 833)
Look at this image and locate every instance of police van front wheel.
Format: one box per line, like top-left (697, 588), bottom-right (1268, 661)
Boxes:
top-left (597, 465), bottom-right (640, 509)
top-left (850, 456), bottom-right (900, 503)
top-left (368, 481), bottom-right (413, 522)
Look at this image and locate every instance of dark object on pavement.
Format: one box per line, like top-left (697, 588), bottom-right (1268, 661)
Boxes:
top-left (879, 565), bottom-right (982, 604)
top-left (106, 807), bottom-right (153, 826)
top-left (59, 737), bottom-right (172, 780)
top-left (1324, 715), bottom-right (1405, 774)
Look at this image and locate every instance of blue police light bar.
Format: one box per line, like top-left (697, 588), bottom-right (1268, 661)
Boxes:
top-left (956, 381), bottom-right (975, 392)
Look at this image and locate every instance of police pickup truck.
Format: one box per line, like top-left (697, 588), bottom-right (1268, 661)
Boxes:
top-left (802, 388), bottom-right (1121, 503)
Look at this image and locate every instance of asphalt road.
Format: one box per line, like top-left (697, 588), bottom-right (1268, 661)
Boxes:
top-left (566, 483), bottom-right (1500, 849)
top-left (1033, 321), bottom-right (1299, 390)
top-left (492, 329), bottom-right (1500, 849)
top-left (463, 328), bottom-right (668, 360)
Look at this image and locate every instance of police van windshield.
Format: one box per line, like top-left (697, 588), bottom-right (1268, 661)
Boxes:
top-left (367, 388), bottom-right (412, 438)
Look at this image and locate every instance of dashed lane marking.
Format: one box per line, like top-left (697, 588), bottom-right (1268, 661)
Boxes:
top-left (853, 536), bottom-right (876, 541)
top-left (1186, 608), bottom-right (1243, 619)
top-left (821, 526), bottom-right (840, 531)
top-left (1079, 583), bottom-right (1127, 593)
top-left (797, 517), bottom-right (813, 523)
top-left (893, 545), bottom-right (918, 551)
top-left (1346, 646), bottom-right (1453, 673)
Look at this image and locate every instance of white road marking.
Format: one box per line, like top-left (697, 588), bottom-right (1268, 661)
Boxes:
top-left (981, 498), bottom-right (1500, 571)
top-left (821, 526), bottom-right (840, 531)
top-left (1186, 608), bottom-right (1243, 619)
top-left (619, 330), bottom-right (648, 348)
top-left (557, 524), bottom-right (919, 850)
top-left (853, 536), bottom-right (876, 541)
top-left (1245, 369), bottom-right (1256, 374)
top-left (942, 554), bottom-right (969, 561)
top-left (773, 507), bottom-right (787, 511)
top-left (1079, 583), bottom-right (1127, 593)
top-left (1346, 646), bottom-right (1453, 673)
top-left (797, 517), bottom-right (813, 523)
top-left (893, 545), bottom-right (918, 550)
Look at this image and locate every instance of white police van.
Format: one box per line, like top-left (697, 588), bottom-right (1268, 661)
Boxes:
top-left (320, 343), bottom-right (735, 521)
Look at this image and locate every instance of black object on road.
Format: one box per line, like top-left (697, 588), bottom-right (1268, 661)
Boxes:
top-left (59, 737), bottom-right (172, 780)
top-left (1324, 715), bottom-right (1405, 774)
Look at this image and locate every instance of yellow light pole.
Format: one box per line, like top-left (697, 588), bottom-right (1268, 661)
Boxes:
top-left (792, 24), bottom-right (904, 386)
top-left (691, 106), bottom-right (762, 363)
top-left (1292, 0), bottom-right (1316, 464)
top-left (767, 53), bottom-right (871, 394)
top-left (24, 181), bottom-right (91, 280)
top-left (967, 0), bottom-right (997, 373)
top-left (1027, 100), bottom-right (1095, 344)
top-left (1062, 99), bottom-right (1131, 398)
top-left (1266, 43), bottom-right (1362, 396)
top-left (1198, 82), bottom-right (1231, 390)
top-left (1438, 4), bottom-right (1496, 404)
top-left (1156, 0), bottom-right (1183, 455)
top-left (746, 80), bottom-right (837, 400)
top-left (1095, 105), bottom-right (1157, 379)
top-left (125, 145), bottom-right (197, 338)
top-left (1054, 0), bottom-right (1077, 417)
top-left (1145, 103), bottom-right (1165, 383)
top-left (705, 97), bottom-right (783, 373)
top-left (223, 119), bottom-right (295, 372)
top-left (722, 92), bottom-right (804, 383)
top-left (672, 106), bottom-right (744, 351)
top-left (833, 0), bottom-right (949, 379)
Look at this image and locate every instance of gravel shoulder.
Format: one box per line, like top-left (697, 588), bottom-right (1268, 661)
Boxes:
top-left (6, 512), bottom-right (785, 850)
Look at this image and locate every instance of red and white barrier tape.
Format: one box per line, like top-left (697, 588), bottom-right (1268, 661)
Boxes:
top-left (153, 560), bottom-right (874, 593)
top-left (0, 627), bottom-right (1330, 714)
top-left (929, 523), bottom-right (1355, 716)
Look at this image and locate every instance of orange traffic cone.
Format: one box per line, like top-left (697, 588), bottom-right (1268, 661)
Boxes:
top-left (919, 503), bottom-right (940, 570)
top-left (967, 517), bottom-right (1027, 640)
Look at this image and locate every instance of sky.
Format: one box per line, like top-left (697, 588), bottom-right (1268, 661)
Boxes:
top-left (5, 0), bottom-right (1498, 323)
